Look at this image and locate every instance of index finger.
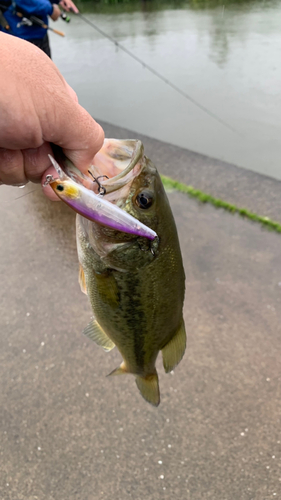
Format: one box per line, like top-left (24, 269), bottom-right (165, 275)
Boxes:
top-left (40, 91), bottom-right (104, 175)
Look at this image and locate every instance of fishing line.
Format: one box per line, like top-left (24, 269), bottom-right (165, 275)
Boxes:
top-left (13, 188), bottom-right (38, 200)
top-left (77, 12), bottom-right (238, 134)
top-left (6, 187), bottom-right (38, 203)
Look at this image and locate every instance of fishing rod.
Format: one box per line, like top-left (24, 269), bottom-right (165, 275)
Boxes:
top-left (0, 2), bottom-right (65, 36)
top-left (75, 12), bottom-right (238, 135)
top-left (17, 12), bottom-right (65, 37)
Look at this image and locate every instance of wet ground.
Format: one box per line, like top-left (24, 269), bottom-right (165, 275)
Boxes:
top-left (1, 128), bottom-right (281, 499)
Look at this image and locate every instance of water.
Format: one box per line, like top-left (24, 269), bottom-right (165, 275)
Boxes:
top-left (50, 0), bottom-right (281, 180)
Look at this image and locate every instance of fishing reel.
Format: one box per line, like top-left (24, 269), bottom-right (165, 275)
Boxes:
top-left (60, 11), bottom-right (71, 23)
top-left (16, 16), bottom-right (32, 28)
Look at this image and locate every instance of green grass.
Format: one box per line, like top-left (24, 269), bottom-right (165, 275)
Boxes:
top-left (75, 0), bottom-right (258, 13)
top-left (161, 174), bottom-right (281, 234)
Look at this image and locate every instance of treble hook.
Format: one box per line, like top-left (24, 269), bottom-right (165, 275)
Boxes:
top-left (88, 171), bottom-right (109, 196)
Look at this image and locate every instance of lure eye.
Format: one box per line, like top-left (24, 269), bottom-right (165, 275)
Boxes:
top-left (136, 191), bottom-right (153, 209)
top-left (56, 184), bottom-right (64, 192)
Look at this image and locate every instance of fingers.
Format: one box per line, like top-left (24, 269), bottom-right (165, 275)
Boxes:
top-left (59, 0), bottom-right (79, 14)
top-left (42, 95), bottom-right (105, 175)
top-left (0, 143), bottom-right (54, 185)
top-left (0, 32), bottom-right (103, 196)
top-left (0, 149), bottom-right (26, 185)
top-left (0, 148), bottom-right (60, 202)
top-left (65, 81), bottom-right (78, 103)
top-left (0, 99), bottom-right (43, 151)
top-left (63, 113), bottom-right (105, 174)
top-left (22, 143), bottom-right (54, 182)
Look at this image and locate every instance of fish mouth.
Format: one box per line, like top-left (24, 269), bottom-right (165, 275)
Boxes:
top-left (90, 139), bottom-right (144, 205)
top-left (92, 139), bottom-right (143, 185)
top-left (53, 139), bottom-right (144, 205)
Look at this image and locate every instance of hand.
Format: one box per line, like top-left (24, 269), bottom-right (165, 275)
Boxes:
top-left (0, 33), bottom-right (104, 200)
top-left (50, 4), bottom-right (61, 21)
top-left (59, 0), bottom-right (79, 14)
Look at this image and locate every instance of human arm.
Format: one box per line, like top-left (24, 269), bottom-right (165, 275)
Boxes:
top-left (0, 33), bottom-right (104, 200)
top-left (15, 0), bottom-right (61, 22)
top-left (12, 0), bottom-right (54, 17)
top-left (50, 1), bottom-right (79, 22)
top-left (50, 4), bottom-right (61, 21)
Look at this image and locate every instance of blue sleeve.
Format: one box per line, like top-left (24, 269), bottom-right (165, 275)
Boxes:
top-left (14, 0), bottom-right (53, 17)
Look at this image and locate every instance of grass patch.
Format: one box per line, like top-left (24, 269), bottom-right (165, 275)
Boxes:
top-left (161, 174), bottom-right (281, 234)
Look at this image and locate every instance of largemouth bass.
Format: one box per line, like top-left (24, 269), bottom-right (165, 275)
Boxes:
top-left (74, 139), bottom-right (186, 406)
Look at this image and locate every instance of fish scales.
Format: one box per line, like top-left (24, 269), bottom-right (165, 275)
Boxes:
top-left (76, 139), bottom-right (186, 406)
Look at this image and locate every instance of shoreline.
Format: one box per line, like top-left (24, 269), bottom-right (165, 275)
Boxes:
top-left (99, 119), bottom-right (281, 223)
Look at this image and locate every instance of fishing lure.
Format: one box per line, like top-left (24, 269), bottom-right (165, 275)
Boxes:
top-left (44, 155), bottom-right (157, 241)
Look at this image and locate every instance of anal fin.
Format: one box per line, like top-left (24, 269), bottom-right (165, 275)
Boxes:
top-left (83, 319), bottom-right (115, 352)
top-left (162, 320), bottom-right (186, 373)
top-left (79, 264), bottom-right (87, 295)
top-left (136, 373), bottom-right (160, 407)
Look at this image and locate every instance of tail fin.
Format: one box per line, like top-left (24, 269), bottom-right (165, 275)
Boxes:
top-left (135, 373), bottom-right (160, 407)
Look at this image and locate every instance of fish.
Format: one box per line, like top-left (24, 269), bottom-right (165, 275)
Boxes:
top-left (65, 139), bottom-right (185, 406)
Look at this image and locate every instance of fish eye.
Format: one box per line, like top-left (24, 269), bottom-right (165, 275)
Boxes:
top-left (56, 184), bottom-right (64, 192)
top-left (136, 191), bottom-right (153, 209)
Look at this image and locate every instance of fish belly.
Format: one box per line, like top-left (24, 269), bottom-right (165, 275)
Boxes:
top-left (84, 247), bottom-right (184, 377)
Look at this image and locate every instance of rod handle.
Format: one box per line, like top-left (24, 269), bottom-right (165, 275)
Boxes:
top-left (50, 27), bottom-right (65, 37)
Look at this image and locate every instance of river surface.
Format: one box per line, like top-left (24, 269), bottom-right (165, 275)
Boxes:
top-left (50, 0), bottom-right (281, 180)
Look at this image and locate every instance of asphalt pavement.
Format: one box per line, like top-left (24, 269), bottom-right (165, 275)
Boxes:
top-left (1, 127), bottom-right (281, 500)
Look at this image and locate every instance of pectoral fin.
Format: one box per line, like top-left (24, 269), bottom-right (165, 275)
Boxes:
top-left (162, 320), bottom-right (186, 373)
top-left (79, 264), bottom-right (87, 295)
top-left (83, 319), bottom-right (115, 352)
top-left (136, 373), bottom-right (160, 407)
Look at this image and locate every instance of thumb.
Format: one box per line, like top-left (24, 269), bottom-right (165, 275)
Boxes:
top-left (42, 94), bottom-right (104, 174)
